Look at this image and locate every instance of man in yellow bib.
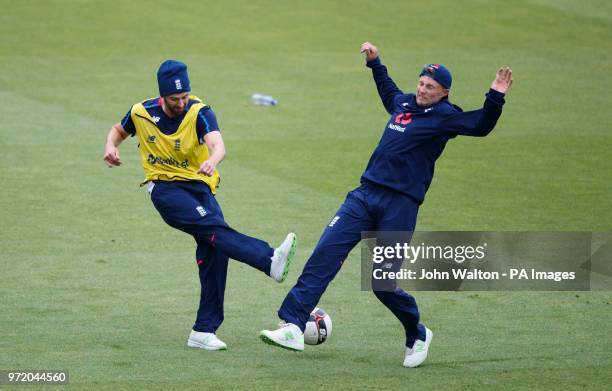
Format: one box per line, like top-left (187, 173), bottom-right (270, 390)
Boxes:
top-left (103, 60), bottom-right (296, 351)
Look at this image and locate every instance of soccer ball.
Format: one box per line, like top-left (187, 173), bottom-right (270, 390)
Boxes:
top-left (304, 307), bottom-right (332, 345)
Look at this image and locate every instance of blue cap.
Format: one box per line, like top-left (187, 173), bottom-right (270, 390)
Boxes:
top-left (419, 64), bottom-right (452, 89)
top-left (157, 60), bottom-right (191, 97)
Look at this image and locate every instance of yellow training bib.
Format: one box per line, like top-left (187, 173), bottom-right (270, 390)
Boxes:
top-left (130, 96), bottom-right (220, 194)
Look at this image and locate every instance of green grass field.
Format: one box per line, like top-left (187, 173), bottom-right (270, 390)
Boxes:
top-left (1, 0), bottom-right (611, 389)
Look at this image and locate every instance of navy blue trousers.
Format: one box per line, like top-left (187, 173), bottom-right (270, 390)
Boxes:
top-left (150, 180), bottom-right (274, 333)
top-left (278, 182), bottom-right (427, 347)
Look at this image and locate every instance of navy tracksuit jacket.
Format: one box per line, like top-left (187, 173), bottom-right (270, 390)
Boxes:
top-left (278, 57), bottom-right (506, 347)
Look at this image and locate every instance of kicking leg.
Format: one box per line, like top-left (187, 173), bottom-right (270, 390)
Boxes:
top-left (260, 187), bottom-right (374, 350)
top-left (150, 181), bottom-right (293, 278)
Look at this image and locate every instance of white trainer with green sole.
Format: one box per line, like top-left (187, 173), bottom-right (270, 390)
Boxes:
top-left (270, 233), bottom-right (297, 283)
top-left (403, 327), bottom-right (433, 368)
top-left (260, 322), bottom-right (304, 351)
top-left (187, 330), bottom-right (227, 351)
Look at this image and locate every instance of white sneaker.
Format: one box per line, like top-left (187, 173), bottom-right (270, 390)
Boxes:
top-left (403, 328), bottom-right (433, 368)
top-left (187, 330), bottom-right (227, 351)
top-left (270, 233), bottom-right (297, 283)
top-left (260, 322), bottom-right (304, 351)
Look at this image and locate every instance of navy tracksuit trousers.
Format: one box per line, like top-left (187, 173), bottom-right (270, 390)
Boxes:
top-left (149, 180), bottom-right (274, 333)
top-left (278, 181), bottom-right (427, 347)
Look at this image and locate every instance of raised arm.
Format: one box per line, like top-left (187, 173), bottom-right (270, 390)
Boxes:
top-left (361, 42), bottom-right (403, 114)
top-left (442, 67), bottom-right (513, 137)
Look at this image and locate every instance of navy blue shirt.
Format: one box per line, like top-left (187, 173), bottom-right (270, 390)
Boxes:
top-left (120, 97), bottom-right (219, 143)
top-left (361, 57), bottom-right (506, 204)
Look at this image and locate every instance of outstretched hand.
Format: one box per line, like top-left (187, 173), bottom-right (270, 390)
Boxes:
top-left (491, 67), bottom-right (513, 94)
top-left (360, 42), bottom-right (379, 62)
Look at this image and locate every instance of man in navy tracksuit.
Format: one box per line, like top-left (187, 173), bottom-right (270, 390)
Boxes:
top-left (260, 42), bottom-right (513, 367)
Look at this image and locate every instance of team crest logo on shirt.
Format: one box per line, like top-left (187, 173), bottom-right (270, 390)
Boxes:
top-left (174, 139), bottom-right (181, 151)
top-left (388, 112), bottom-right (412, 132)
top-left (394, 112), bottom-right (412, 125)
top-left (151, 116), bottom-right (160, 123)
top-left (147, 135), bottom-right (156, 143)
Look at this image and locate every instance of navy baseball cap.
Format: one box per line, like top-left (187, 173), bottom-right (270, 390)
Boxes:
top-left (157, 60), bottom-right (191, 97)
top-left (419, 64), bottom-right (452, 89)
